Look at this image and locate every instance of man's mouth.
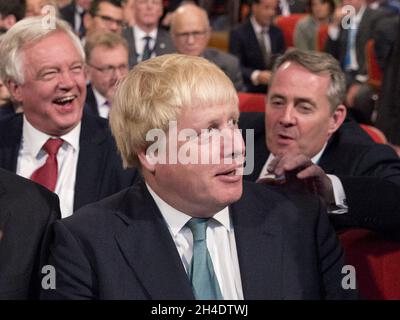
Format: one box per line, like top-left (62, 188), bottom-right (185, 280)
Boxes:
top-left (53, 95), bottom-right (76, 106)
top-left (215, 165), bottom-right (242, 177)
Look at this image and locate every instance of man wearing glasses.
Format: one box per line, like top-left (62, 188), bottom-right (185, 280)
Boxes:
top-left (123, 0), bottom-right (175, 68)
top-left (84, 32), bottom-right (129, 118)
top-left (170, 3), bottom-right (244, 91)
top-left (83, 0), bottom-right (125, 42)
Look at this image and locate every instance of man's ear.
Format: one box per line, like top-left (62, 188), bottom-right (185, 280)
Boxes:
top-left (138, 150), bottom-right (156, 173)
top-left (328, 104), bottom-right (347, 135)
top-left (7, 80), bottom-right (23, 103)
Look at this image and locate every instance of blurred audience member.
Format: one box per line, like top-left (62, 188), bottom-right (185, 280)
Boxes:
top-left (60, 0), bottom-right (92, 38)
top-left (122, 0), bottom-right (175, 68)
top-left (294, 0), bottom-right (335, 51)
top-left (170, 3), bottom-right (244, 91)
top-left (122, 0), bottom-right (135, 26)
top-left (0, 0), bottom-right (26, 33)
top-left (25, 0), bottom-right (59, 17)
top-left (229, 0), bottom-right (285, 93)
top-left (85, 32), bottom-right (129, 118)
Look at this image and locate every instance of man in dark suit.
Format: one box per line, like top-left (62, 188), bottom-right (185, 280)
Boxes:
top-left (325, 0), bottom-right (386, 108)
top-left (229, 0), bottom-right (285, 93)
top-left (0, 17), bottom-right (136, 218)
top-left (42, 54), bottom-right (355, 300)
top-left (122, 0), bottom-right (175, 68)
top-left (84, 32), bottom-right (129, 118)
top-left (0, 168), bottom-right (60, 299)
top-left (277, 0), bottom-right (307, 15)
top-left (60, 0), bottom-right (92, 38)
top-left (239, 49), bottom-right (400, 233)
top-left (170, 2), bottom-right (244, 91)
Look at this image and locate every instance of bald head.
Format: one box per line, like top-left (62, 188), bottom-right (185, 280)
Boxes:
top-left (170, 3), bottom-right (211, 56)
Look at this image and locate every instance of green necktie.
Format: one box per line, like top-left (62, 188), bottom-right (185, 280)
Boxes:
top-left (187, 218), bottom-right (223, 300)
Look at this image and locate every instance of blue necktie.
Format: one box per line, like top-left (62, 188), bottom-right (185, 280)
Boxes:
top-left (187, 218), bottom-right (223, 300)
top-left (142, 36), bottom-right (152, 61)
top-left (344, 26), bottom-right (356, 71)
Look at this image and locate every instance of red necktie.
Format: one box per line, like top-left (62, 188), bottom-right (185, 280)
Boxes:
top-left (30, 138), bottom-right (64, 192)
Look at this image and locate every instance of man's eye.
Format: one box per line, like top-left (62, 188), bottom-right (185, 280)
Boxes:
top-left (71, 65), bottom-right (83, 73)
top-left (297, 104), bottom-right (313, 113)
top-left (41, 71), bottom-right (58, 80)
top-left (270, 99), bottom-right (284, 107)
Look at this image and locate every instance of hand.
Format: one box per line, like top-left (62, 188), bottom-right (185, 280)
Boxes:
top-left (331, 6), bottom-right (345, 27)
top-left (257, 70), bottom-right (272, 85)
top-left (268, 153), bottom-right (335, 204)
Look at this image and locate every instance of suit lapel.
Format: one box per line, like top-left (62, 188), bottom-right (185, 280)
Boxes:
top-left (0, 180), bottom-right (10, 261)
top-left (124, 27), bottom-right (138, 68)
top-left (84, 85), bottom-right (99, 117)
top-left (114, 183), bottom-right (194, 299)
top-left (231, 186), bottom-right (283, 299)
top-left (246, 21), bottom-right (267, 69)
top-left (74, 114), bottom-right (107, 210)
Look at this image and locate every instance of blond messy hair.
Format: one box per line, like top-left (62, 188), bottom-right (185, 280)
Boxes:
top-left (109, 53), bottom-right (238, 168)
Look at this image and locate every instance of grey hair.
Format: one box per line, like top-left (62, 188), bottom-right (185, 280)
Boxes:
top-left (272, 48), bottom-right (346, 112)
top-left (0, 16), bottom-right (85, 85)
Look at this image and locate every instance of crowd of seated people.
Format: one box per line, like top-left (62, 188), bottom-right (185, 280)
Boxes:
top-left (0, 0), bottom-right (400, 301)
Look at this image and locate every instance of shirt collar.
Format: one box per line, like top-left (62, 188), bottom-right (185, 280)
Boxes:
top-left (23, 115), bottom-right (81, 157)
top-left (92, 86), bottom-right (108, 107)
top-left (145, 183), bottom-right (231, 237)
top-left (250, 16), bottom-right (269, 35)
top-left (134, 26), bottom-right (158, 41)
top-left (76, 4), bottom-right (85, 14)
top-left (354, 5), bottom-right (367, 25)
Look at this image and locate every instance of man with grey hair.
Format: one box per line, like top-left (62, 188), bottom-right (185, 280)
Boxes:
top-left (240, 48), bottom-right (400, 233)
top-left (170, 3), bottom-right (244, 91)
top-left (0, 17), bottom-right (136, 218)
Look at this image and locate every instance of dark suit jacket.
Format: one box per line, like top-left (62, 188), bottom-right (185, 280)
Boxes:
top-left (0, 169), bottom-right (60, 299)
top-left (0, 113), bottom-right (137, 212)
top-left (239, 112), bottom-right (400, 233)
top-left (122, 27), bottom-right (175, 68)
top-left (60, 2), bottom-right (77, 30)
top-left (325, 7), bottom-right (386, 81)
top-left (277, 0), bottom-right (307, 15)
top-left (203, 48), bottom-right (244, 91)
top-left (84, 84), bottom-right (100, 117)
top-left (42, 179), bottom-right (356, 299)
top-left (229, 18), bottom-right (285, 93)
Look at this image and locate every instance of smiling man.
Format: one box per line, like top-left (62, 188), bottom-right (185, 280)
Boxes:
top-left (42, 54), bottom-right (355, 300)
top-left (0, 17), bottom-right (136, 218)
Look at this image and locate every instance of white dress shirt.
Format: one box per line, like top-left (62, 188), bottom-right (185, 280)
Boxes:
top-left (250, 16), bottom-right (272, 86)
top-left (92, 87), bottom-right (110, 119)
top-left (133, 26), bottom-right (158, 62)
top-left (17, 116), bottom-right (81, 218)
top-left (146, 183), bottom-right (244, 300)
top-left (74, 4), bottom-right (85, 35)
top-left (257, 145), bottom-right (348, 214)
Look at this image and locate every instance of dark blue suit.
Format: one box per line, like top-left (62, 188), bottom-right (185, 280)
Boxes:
top-left (239, 112), bottom-right (400, 233)
top-left (0, 113), bottom-right (137, 212)
top-left (229, 19), bottom-right (285, 93)
top-left (42, 179), bottom-right (356, 299)
top-left (0, 169), bottom-right (60, 299)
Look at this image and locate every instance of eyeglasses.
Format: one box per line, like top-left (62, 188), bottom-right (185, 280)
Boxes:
top-left (89, 64), bottom-right (129, 75)
top-left (95, 14), bottom-right (126, 28)
top-left (173, 30), bottom-right (209, 41)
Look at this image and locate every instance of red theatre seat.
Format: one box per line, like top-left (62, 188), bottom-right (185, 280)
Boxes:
top-left (360, 124), bottom-right (388, 144)
top-left (238, 92), bottom-right (266, 112)
top-left (316, 23), bottom-right (329, 51)
top-left (366, 39), bottom-right (383, 91)
top-left (275, 14), bottom-right (307, 48)
top-left (339, 229), bottom-right (400, 299)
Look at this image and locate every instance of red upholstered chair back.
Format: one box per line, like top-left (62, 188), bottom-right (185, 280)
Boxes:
top-left (360, 124), bottom-right (388, 144)
top-left (316, 23), bottom-right (329, 51)
top-left (366, 39), bottom-right (383, 91)
top-left (338, 229), bottom-right (400, 299)
top-left (238, 92), bottom-right (266, 112)
top-left (275, 14), bottom-right (307, 48)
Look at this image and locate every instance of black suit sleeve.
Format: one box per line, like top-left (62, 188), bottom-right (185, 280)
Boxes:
top-left (315, 199), bottom-right (358, 299)
top-left (41, 220), bottom-right (94, 300)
